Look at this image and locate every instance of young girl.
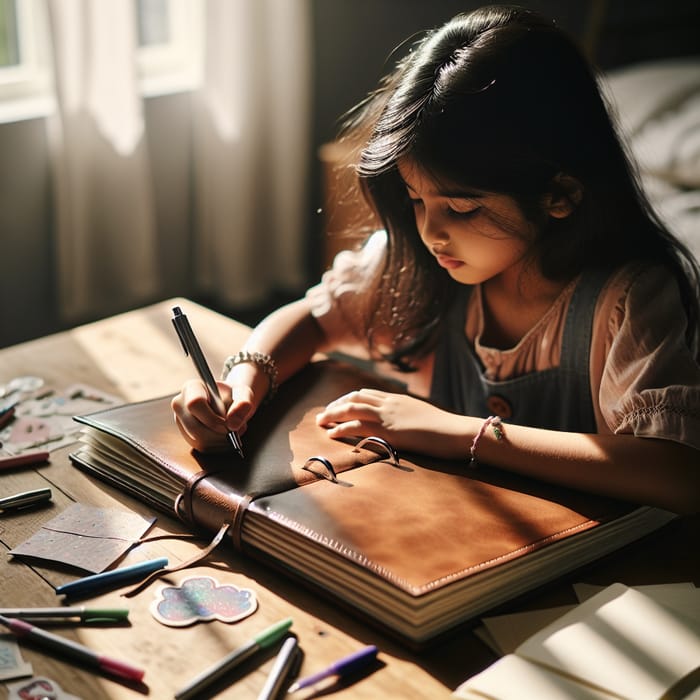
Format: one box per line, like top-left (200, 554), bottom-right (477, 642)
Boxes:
top-left (172, 5), bottom-right (700, 514)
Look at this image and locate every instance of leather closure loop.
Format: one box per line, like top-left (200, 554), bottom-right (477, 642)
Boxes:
top-left (355, 436), bottom-right (400, 466)
top-left (176, 469), bottom-right (215, 525)
top-left (302, 438), bottom-right (400, 484)
top-left (177, 477), bottom-right (254, 552)
top-left (303, 456), bottom-right (338, 482)
top-left (229, 493), bottom-right (253, 550)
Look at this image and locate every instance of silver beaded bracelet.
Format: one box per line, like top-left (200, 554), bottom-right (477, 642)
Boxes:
top-left (222, 351), bottom-right (279, 401)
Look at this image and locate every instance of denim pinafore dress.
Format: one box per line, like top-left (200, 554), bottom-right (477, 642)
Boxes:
top-left (430, 270), bottom-right (611, 432)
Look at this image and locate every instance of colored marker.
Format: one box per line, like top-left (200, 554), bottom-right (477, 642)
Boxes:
top-left (0, 487), bottom-right (52, 512)
top-left (0, 614), bottom-right (144, 682)
top-left (288, 644), bottom-right (378, 693)
top-left (0, 404), bottom-right (16, 428)
top-left (55, 557), bottom-right (168, 598)
top-left (175, 618), bottom-right (293, 700)
top-left (0, 450), bottom-right (50, 470)
top-left (257, 636), bottom-right (301, 700)
top-left (0, 607), bottom-right (129, 624)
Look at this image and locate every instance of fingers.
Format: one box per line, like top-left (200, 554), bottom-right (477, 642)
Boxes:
top-left (316, 388), bottom-right (392, 440)
top-left (317, 389), bottom-right (384, 426)
top-left (171, 380), bottom-right (234, 453)
top-left (226, 384), bottom-right (255, 431)
top-left (324, 388), bottom-right (386, 410)
top-left (326, 419), bottom-right (385, 441)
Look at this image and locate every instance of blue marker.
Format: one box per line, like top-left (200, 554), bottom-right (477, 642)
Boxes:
top-left (55, 557), bottom-right (168, 598)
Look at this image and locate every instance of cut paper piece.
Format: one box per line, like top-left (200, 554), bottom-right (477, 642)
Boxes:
top-left (150, 576), bottom-right (258, 627)
top-left (0, 382), bottom-right (120, 455)
top-left (0, 636), bottom-right (32, 681)
top-left (9, 503), bottom-right (156, 573)
top-left (7, 676), bottom-right (81, 700)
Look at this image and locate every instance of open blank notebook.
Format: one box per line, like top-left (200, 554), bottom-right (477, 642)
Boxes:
top-left (454, 582), bottom-right (700, 699)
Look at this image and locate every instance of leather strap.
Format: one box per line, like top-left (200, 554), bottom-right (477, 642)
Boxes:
top-left (122, 520), bottom-right (232, 598)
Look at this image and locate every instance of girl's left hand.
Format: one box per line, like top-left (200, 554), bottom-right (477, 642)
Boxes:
top-left (316, 388), bottom-right (466, 459)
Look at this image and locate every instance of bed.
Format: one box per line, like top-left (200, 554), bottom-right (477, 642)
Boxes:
top-left (603, 58), bottom-right (700, 262)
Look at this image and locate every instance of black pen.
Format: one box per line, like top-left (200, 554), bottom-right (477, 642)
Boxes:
top-left (171, 306), bottom-right (244, 458)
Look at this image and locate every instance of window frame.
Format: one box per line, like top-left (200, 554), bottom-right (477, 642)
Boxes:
top-left (137, 0), bottom-right (203, 97)
top-left (0, 0), bottom-right (50, 101)
top-left (0, 0), bottom-right (203, 122)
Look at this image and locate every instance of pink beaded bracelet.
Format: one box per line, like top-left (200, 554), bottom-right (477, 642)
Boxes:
top-left (469, 415), bottom-right (504, 468)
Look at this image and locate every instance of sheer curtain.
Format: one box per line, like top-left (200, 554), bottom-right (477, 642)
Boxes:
top-left (46, 0), bottom-right (160, 323)
top-left (193, 0), bottom-right (311, 308)
top-left (45, 0), bottom-right (311, 323)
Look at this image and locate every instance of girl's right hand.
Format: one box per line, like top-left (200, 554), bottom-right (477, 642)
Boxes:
top-left (171, 379), bottom-right (255, 453)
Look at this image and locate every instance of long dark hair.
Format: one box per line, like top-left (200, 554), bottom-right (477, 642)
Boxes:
top-left (340, 4), bottom-right (700, 368)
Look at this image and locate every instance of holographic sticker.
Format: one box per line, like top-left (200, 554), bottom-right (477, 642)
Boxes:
top-left (150, 576), bottom-right (258, 627)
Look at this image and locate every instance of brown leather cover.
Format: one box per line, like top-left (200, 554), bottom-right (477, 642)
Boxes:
top-left (70, 359), bottom-right (673, 645)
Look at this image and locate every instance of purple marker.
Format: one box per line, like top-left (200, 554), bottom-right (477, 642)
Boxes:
top-left (288, 645), bottom-right (378, 693)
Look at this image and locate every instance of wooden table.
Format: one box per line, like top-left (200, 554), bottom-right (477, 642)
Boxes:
top-left (0, 299), bottom-right (698, 699)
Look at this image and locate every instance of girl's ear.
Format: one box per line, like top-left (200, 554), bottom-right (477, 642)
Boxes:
top-left (542, 173), bottom-right (583, 219)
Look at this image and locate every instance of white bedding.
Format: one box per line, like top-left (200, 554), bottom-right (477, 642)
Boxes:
top-left (603, 58), bottom-right (700, 262)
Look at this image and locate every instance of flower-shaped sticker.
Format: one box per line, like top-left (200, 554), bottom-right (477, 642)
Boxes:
top-left (150, 576), bottom-right (258, 627)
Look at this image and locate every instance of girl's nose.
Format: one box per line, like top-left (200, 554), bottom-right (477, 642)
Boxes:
top-left (419, 210), bottom-right (448, 246)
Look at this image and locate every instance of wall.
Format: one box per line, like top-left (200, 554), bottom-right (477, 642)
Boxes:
top-left (0, 117), bottom-right (54, 345)
top-left (0, 92), bottom-right (195, 348)
top-left (310, 0), bottom-right (700, 147)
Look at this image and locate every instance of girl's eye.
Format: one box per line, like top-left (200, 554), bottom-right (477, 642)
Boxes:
top-left (446, 197), bottom-right (481, 219)
top-left (448, 205), bottom-right (480, 219)
top-left (409, 198), bottom-right (424, 209)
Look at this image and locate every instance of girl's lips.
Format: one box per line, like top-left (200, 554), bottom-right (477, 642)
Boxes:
top-left (435, 254), bottom-right (464, 270)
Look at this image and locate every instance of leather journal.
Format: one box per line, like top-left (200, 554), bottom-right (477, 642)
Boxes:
top-left (69, 360), bottom-right (676, 646)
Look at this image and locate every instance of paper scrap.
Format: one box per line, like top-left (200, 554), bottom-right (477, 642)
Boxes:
top-left (0, 635), bottom-right (33, 681)
top-left (0, 383), bottom-right (120, 455)
top-left (10, 503), bottom-right (156, 573)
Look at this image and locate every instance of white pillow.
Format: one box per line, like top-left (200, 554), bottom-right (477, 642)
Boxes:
top-left (603, 59), bottom-right (700, 187)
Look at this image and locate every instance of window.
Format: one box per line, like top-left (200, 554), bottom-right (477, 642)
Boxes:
top-left (0, 0), bottom-right (202, 121)
top-left (136, 0), bottom-right (203, 97)
top-left (0, 0), bottom-right (19, 68)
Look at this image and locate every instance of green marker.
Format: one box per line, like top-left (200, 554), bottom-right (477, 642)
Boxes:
top-left (0, 607), bottom-right (129, 624)
top-left (175, 618), bottom-right (293, 700)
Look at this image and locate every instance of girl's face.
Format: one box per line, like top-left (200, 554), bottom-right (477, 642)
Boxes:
top-left (398, 159), bottom-right (536, 286)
